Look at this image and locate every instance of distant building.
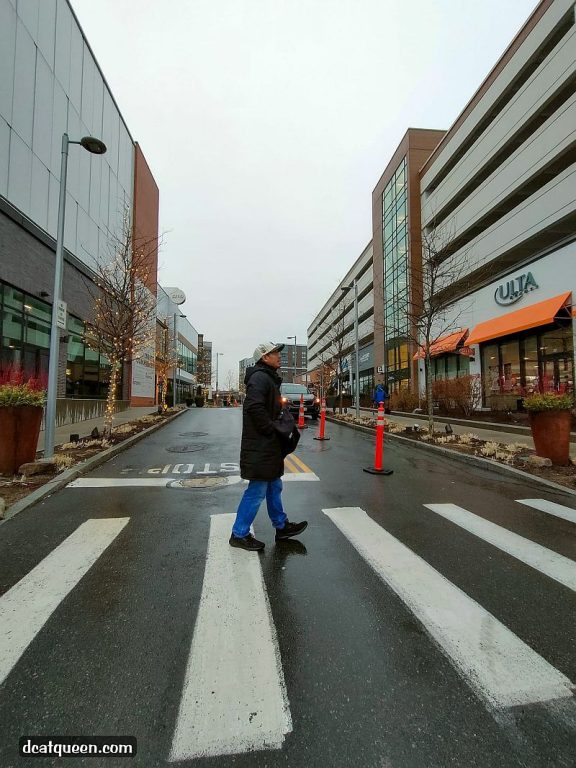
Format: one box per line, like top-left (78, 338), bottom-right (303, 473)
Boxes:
top-left (239, 357), bottom-right (254, 389)
top-left (280, 344), bottom-right (307, 384)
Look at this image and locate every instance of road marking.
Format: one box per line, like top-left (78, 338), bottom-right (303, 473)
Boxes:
top-left (323, 506), bottom-right (574, 709)
top-left (424, 503), bottom-right (576, 593)
top-left (169, 514), bottom-right (291, 761)
top-left (284, 455), bottom-right (301, 473)
top-left (68, 474), bottom-right (319, 488)
top-left (0, 518), bottom-right (129, 687)
top-left (516, 498), bottom-right (576, 525)
top-left (288, 453), bottom-right (313, 473)
top-left (68, 478), bottom-right (169, 487)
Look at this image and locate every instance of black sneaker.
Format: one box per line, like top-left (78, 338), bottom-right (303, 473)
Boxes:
top-left (229, 533), bottom-right (265, 551)
top-left (275, 520), bottom-right (308, 541)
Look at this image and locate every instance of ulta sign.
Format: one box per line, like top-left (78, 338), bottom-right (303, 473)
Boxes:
top-left (494, 272), bottom-right (538, 306)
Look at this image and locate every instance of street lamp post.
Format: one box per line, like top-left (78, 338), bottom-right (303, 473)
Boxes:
top-left (341, 278), bottom-right (360, 418)
top-left (215, 352), bottom-right (223, 403)
top-left (287, 335), bottom-right (297, 383)
top-left (44, 133), bottom-right (106, 459)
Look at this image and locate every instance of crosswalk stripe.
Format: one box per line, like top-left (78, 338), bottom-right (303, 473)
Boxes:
top-left (424, 503), bottom-right (576, 593)
top-left (0, 518), bottom-right (129, 687)
top-left (516, 498), bottom-right (576, 525)
top-left (169, 514), bottom-right (291, 761)
top-left (323, 507), bottom-right (574, 708)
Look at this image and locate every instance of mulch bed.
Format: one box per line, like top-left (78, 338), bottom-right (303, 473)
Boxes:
top-left (330, 415), bottom-right (576, 491)
top-left (0, 408), bottom-right (181, 512)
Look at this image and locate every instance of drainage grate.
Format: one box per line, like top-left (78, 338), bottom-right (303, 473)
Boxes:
top-left (178, 431), bottom-right (209, 437)
top-left (165, 443), bottom-right (208, 453)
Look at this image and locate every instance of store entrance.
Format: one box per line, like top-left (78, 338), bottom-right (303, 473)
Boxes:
top-left (541, 352), bottom-right (573, 393)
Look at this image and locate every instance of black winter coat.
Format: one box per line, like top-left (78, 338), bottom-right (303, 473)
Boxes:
top-left (240, 363), bottom-right (284, 481)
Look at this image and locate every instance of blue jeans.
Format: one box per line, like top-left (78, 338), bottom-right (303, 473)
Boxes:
top-left (232, 478), bottom-right (287, 538)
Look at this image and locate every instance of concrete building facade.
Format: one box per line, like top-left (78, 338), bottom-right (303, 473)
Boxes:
top-left (419, 0), bottom-right (576, 411)
top-left (0, 0), bottom-right (160, 410)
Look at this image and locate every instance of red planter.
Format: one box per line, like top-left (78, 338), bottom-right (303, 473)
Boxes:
top-left (0, 406), bottom-right (44, 476)
top-left (529, 409), bottom-right (572, 466)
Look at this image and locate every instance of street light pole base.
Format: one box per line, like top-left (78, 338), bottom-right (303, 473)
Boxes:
top-left (363, 467), bottom-right (393, 475)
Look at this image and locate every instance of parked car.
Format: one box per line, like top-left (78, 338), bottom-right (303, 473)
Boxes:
top-left (280, 383), bottom-right (320, 420)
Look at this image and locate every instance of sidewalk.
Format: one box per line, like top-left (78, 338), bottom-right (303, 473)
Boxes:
top-left (37, 406), bottom-right (159, 452)
top-left (355, 407), bottom-right (576, 459)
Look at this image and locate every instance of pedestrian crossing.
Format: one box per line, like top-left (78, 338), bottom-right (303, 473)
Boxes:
top-left (0, 497), bottom-right (575, 760)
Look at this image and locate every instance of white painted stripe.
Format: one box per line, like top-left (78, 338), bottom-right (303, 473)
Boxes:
top-left (516, 498), bottom-right (576, 525)
top-left (67, 478), bottom-right (169, 487)
top-left (69, 474), bottom-right (319, 489)
top-left (0, 518), bottom-right (129, 686)
top-left (169, 514), bottom-right (291, 761)
top-left (283, 473), bottom-right (319, 482)
top-left (323, 507), bottom-right (574, 708)
top-left (424, 503), bottom-right (576, 593)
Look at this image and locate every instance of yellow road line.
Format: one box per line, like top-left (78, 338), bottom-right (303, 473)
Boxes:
top-left (284, 455), bottom-right (300, 473)
top-left (288, 453), bottom-right (313, 473)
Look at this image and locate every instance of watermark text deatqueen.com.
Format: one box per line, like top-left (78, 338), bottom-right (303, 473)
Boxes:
top-left (19, 736), bottom-right (137, 758)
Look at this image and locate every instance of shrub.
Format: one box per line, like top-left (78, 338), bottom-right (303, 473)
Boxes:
top-left (389, 389), bottom-right (420, 412)
top-left (480, 441), bottom-right (500, 457)
top-left (432, 375), bottom-right (482, 416)
top-left (54, 454), bottom-right (75, 471)
top-left (523, 392), bottom-right (574, 412)
top-left (0, 366), bottom-right (47, 407)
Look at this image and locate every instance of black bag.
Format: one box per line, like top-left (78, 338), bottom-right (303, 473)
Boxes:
top-left (273, 409), bottom-right (301, 457)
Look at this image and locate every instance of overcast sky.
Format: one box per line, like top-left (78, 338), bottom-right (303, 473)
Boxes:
top-left (71, 0), bottom-right (537, 385)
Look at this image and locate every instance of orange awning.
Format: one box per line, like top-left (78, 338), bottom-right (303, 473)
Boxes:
top-left (467, 291), bottom-right (571, 346)
top-left (413, 329), bottom-right (468, 360)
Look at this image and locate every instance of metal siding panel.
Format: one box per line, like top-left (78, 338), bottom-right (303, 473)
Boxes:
top-left (30, 153), bottom-right (49, 230)
top-left (32, 51), bottom-right (53, 168)
top-left (12, 19), bottom-right (36, 147)
top-left (7, 129), bottom-right (32, 214)
top-left (0, 0), bottom-right (16, 125)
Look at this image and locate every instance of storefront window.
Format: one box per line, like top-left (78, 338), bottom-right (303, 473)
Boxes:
top-left (480, 324), bottom-right (573, 408)
top-left (482, 344), bottom-right (500, 403)
top-left (523, 336), bottom-right (539, 394)
top-left (500, 340), bottom-right (521, 394)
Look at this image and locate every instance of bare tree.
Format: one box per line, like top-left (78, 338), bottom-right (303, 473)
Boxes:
top-left (84, 207), bottom-right (160, 435)
top-left (408, 226), bottom-right (473, 433)
top-left (195, 342), bottom-right (212, 392)
top-left (225, 369), bottom-right (237, 394)
top-left (316, 295), bottom-right (354, 413)
top-left (155, 319), bottom-right (178, 410)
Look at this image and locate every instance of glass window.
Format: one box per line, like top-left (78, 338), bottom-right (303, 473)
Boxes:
top-left (446, 354), bottom-right (458, 379)
top-left (500, 340), bottom-right (520, 393)
top-left (482, 344), bottom-right (500, 401)
top-left (522, 335), bottom-right (539, 394)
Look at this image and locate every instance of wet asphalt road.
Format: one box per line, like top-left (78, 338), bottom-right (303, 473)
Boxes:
top-left (0, 408), bottom-right (575, 768)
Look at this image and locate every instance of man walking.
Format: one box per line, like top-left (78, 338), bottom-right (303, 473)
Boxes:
top-left (230, 342), bottom-right (308, 552)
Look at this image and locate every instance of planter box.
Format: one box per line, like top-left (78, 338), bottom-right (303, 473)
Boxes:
top-left (0, 405), bottom-right (44, 476)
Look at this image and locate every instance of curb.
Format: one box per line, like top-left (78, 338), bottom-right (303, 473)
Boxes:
top-left (325, 416), bottom-right (576, 498)
top-left (1, 408), bottom-right (188, 524)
